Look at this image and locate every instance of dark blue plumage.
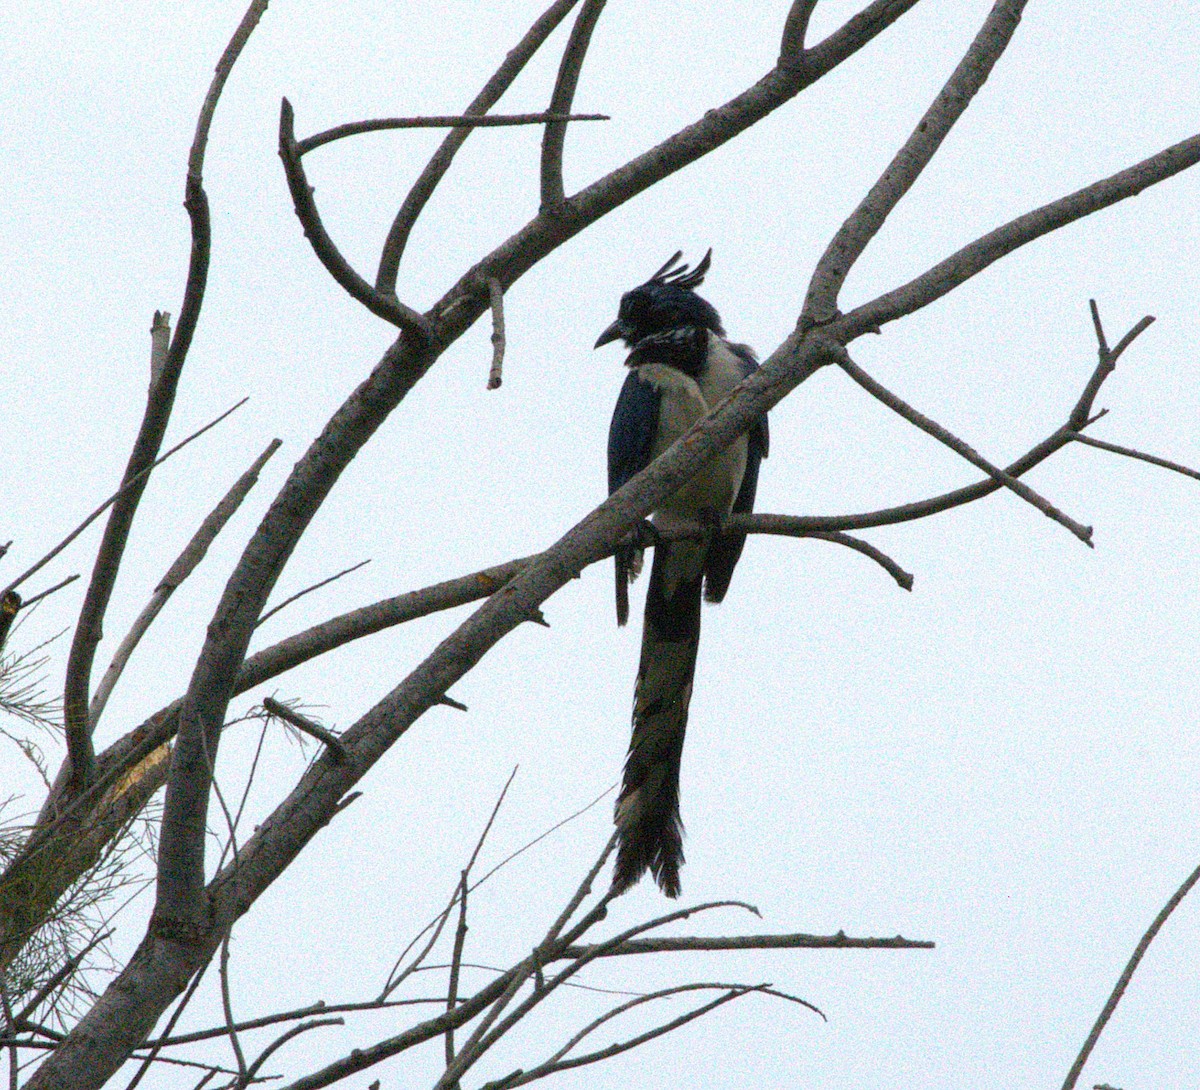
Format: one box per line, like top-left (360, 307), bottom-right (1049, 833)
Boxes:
top-left (596, 250), bottom-right (768, 897)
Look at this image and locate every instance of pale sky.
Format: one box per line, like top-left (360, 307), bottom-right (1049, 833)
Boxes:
top-left (3, 2), bottom-right (1200, 1087)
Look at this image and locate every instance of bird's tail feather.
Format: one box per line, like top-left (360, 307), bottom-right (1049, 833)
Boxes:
top-left (612, 542), bottom-right (703, 898)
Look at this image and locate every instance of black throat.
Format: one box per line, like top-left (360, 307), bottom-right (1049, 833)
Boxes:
top-left (627, 325), bottom-right (708, 378)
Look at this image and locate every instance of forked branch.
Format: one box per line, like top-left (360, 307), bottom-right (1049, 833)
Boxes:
top-left (540, 0), bottom-right (609, 209)
top-left (278, 99), bottom-right (436, 342)
top-left (803, 0), bottom-right (1027, 325)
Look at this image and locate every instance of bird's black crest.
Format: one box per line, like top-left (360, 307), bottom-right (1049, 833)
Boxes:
top-left (645, 248), bottom-right (712, 292)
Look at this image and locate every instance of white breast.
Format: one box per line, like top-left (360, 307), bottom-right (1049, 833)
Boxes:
top-left (636, 332), bottom-right (749, 533)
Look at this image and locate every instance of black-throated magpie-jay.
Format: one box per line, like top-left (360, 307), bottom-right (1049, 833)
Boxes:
top-left (596, 250), bottom-right (768, 897)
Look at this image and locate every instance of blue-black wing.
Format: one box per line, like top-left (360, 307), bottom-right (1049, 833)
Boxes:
top-left (608, 369), bottom-right (662, 625)
top-left (704, 342), bottom-right (768, 604)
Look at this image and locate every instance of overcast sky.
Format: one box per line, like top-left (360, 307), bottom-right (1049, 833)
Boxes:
top-left (4, 2), bottom-right (1200, 1087)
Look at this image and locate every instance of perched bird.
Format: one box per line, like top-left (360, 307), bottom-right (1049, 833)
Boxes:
top-left (596, 250), bottom-right (768, 897)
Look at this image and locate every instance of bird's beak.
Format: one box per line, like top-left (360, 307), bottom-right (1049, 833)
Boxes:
top-left (594, 319), bottom-right (629, 349)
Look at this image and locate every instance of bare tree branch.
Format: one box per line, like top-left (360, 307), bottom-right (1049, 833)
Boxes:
top-left (1070, 303), bottom-right (1155, 430)
top-left (778, 0), bottom-right (821, 62)
top-left (240, 1017), bottom-right (343, 1087)
top-left (145, 997), bottom-right (438, 1049)
top-left (433, 840), bottom-right (620, 1090)
top-left (766, 528), bottom-right (912, 589)
top-left (487, 278), bottom-right (506, 390)
top-left (0, 298), bottom-right (1143, 995)
top-left (26, 0), bottom-right (1200, 1077)
top-left (540, 0), bottom-right (608, 209)
top-left (297, 112), bottom-right (608, 155)
top-left (803, 0), bottom-right (1027, 326)
top-left (839, 134), bottom-right (1200, 339)
top-left (218, 932), bottom-right (248, 1084)
top-left (262, 699), bottom-right (345, 760)
top-left (382, 769), bottom-right (517, 1000)
top-left (1, 398), bottom-right (248, 601)
top-left (278, 99), bottom-right (437, 342)
top-left (443, 873), bottom-right (469, 1075)
top-left (485, 983), bottom-right (801, 1089)
top-left (376, 0), bottom-right (585, 293)
top-left (560, 929), bottom-right (934, 958)
top-left (11, 577), bottom-right (79, 614)
top-left (1061, 858), bottom-right (1200, 1090)
top-left (834, 350), bottom-right (1093, 544)
top-left (60, 0), bottom-right (271, 794)
top-left (90, 440), bottom-right (281, 729)
top-left (256, 558), bottom-right (370, 630)
top-left (1070, 433), bottom-right (1200, 483)
top-left (120, 957), bottom-right (211, 1090)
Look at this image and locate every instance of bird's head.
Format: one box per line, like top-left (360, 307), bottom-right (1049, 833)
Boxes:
top-left (594, 249), bottom-right (724, 351)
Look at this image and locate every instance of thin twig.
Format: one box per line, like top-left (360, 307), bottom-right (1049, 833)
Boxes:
top-left (560, 929), bottom-right (934, 958)
top-left (382, 769), bottom-right (518, 999)
top-left (122, 961), bottom-right (212, 1090)
top-left (375, 0), bottom-right (584, 293)
top-left (1061, 858), bottom-right (1200, 1090)
top-left (835, 350), bottom-right (1093, 545)
top-left (145, 997), bottom-right (443, 1049)
top-left (1069, 305), bottom-right (1156, 431)
top-left (12, 575), bottom-right (79, 612)
top-left (90, 439), bottom-right (281, 727)
top-left (540, 0), bottom-right (608, 209)
top-left (548, 981), bottom-right (821, 1066)
top-left (60, 0), bottom-right (270, 789)
top-left (243, 1018), bottom-right (344, 1086)
top-left (487, 279), bottom-right (506, 389)
top-left (1088, 298), bottom-right (1111, 357)
top-left (2, 397), bottom-right (249, 599)
top-left (444, 872), bottom-right (469, 1075)
top-left (210, 719), bottom-right (270, 878)
top-left (219, 932), bottom-right (248, 1084)
top-left (472, 784), bottom-right (614, 893)
top-left (485, 984), bottom-right (793, 1088)
top-left (262, 698), bottom-right (346, 760)
top-left (257, 558), bottom-right (370, 629)
top-left (441, 894), bottom-right (761, 1089)
top-left (433, 840), bottom-right (619, 1089)
top-left (64, 398), bottom-right (252, 788)
top-left (297, 113), bottom-right (608, 155)
top-left (1070, 434), bottom-right (1200, 482)
top-left (233, 554), bottom-right (537, 694)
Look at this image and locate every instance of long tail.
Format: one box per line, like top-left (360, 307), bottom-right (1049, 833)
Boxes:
top-left (611, 540), bottom-right (704, 898)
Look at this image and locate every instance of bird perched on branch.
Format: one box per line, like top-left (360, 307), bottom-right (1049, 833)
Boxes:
top-left (596, 250), bottom-right (768, 897)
